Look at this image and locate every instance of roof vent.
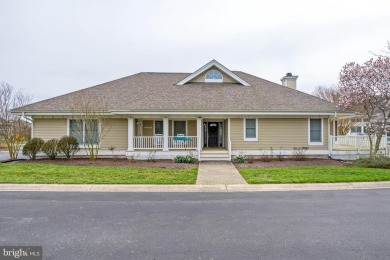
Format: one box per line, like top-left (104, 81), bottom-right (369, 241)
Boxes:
top-left (281, 72), bottom-right (298, 89)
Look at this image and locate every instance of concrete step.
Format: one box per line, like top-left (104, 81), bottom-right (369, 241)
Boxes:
top-left (200, 157), bottom-right (231, 161)
top-left (200, 149), bottom-right (230, 161)
top-left (200, 153), bottom-right (229, 158)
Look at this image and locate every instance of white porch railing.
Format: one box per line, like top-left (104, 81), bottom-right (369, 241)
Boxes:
top-left (331, 135), bottom-right (387, 151)
top-left (133, 136), bottom-right (164, 149)
top-left (133, 136), bottom-right (198, 150)
top-left (168, 136), bottom-right (197, 149)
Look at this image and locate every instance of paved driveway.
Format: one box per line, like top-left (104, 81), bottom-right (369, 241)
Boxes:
top-left (1, 190), bottom-right (390, 259)
top-left (0, 150), bottom-right (29, 162)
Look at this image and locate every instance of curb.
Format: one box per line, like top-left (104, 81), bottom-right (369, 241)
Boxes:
top-left (1, 182), bottom-right (390, 192)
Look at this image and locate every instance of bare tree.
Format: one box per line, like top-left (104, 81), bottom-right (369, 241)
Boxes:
top-left (312, 84), bottom-right (359, 135)
top-left (69, 92), bottom-right (111, 160)
top-left (370, 40), bottom-right (390, 57)
top-left (0, 82), bottom-right (32, 159)
top-left (312, 84), bottom-right (340, 105)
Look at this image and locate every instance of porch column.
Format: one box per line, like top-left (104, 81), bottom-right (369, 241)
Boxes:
top-left (163, 118), bottom-right (169, 151)
top-left (128, 118), bottom-right (134, 151)
top-left (197, 118), bottom-right (202, 151)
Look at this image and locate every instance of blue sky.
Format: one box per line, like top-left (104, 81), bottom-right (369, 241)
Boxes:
top-left (1, 0), bottom-right (389, 102)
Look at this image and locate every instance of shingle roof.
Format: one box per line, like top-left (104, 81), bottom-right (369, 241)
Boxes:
top-left (13, 71), bottom-right (339, 113)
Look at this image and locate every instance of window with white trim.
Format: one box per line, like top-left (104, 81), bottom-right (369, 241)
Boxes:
top-left (205, 70), bottom-right (223, 83)
top-left (244, 118), bottom-right (258, 141)
top-left (69, 119), bottom-right (99, 145)
top-left (154, 121), bottom-right (163, 135)
top-left (174, 121), bottom-right (186, 136)
top-left (309, 118), bottom-right (322, 144)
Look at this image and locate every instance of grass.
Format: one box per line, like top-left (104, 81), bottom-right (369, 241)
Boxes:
top-left (239, 166), bottom-right (390, 184)
top-left (0, 163), bottom-right (198, 184)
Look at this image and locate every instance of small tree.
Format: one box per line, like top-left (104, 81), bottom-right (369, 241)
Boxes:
top-left (339, 57), bottom-right (390, 157)
top-left (312, 84), bottom-right (359, 135)
top-left (57, 136), bottom-right (80, 159)
top-left (0, 82), bottom-right (32, 159)
top-left (69, 92), bottom-right (111, 160)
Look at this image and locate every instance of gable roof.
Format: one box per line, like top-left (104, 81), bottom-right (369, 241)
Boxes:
top-left (12, 70), bottom-right (344, 115)
top-left (176, 60), bottom-right (251, 86)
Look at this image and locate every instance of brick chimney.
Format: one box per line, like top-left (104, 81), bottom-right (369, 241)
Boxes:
top-left (280, 72), bottom-right (298, 89)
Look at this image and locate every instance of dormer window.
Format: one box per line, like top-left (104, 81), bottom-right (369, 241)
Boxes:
top-left (205, 70), bottom-right (223, 83)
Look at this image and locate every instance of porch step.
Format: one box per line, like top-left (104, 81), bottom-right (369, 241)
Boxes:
top-left (200, 150), bottom-right (230, 161)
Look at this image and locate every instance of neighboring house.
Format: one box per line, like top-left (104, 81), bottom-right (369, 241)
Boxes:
top-left (12, 60), bottom-right (357, 160)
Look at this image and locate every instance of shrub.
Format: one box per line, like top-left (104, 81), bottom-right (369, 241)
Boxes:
top-left (57, 136), bottom-right (80, 159)
top-left (41, 139), bottom-right (58, 159)
top-left (147, 150), bottom-right (157, 162)
top-left (173, 155), bottom-right (196, 163)
top-left (128, 152), bottom-right (140, 163)
top-left (22, 137), bottom-right (44, 160)
top-left (354, 157), bottom-right (390, 169)
top-left (293, 147), bottom-right (308, 161)
top-left (234, 154), bottom-right (245, 163)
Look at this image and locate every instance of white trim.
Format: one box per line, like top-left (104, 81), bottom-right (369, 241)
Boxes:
top-left (308, 118), bottom-right (324, 145)
top-left (128, 118), bottom-right (134, 151)
top-left (31, 118), bottom-right (34, 138)
top-left (162, 118), bottom-right (169, 151)
top-left (153, 119), bottom-right (163, 135)
top-left (243, 118), bottom-right (258, 141)
top-left (126, 150), bottom-right (199, 160)
top-left (231, 149), bottom-right (329, 156)
top-left (67, 118), bottom-right (101, 148)
top-left (19, 111), bottom-right (350, 116)
top-left (176, 59), bottom-right (251, 86)
top-left (328, 118), bottom-right (331, 156)
top-left (111, 111), bottom-right (340, 116)
top-left (172, 120), bottom-right (187, 136)
top-left (196, 118), bottom-right (202, 152)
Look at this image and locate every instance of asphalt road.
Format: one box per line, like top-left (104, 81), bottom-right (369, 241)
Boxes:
top-left (1, 190), bottom-right (390, 260)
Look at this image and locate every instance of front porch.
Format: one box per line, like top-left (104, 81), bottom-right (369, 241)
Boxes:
top-left (126, 117), bottom-right (231, 161)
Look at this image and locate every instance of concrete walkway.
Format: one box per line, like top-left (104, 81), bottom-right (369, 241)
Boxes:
top-left (196, 161), bottom-right (248, 185)
top-left (1, 182), bottom-right (390, 192)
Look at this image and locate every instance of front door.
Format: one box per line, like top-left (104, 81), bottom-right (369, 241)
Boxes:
top-left (208, 122), bottom-right (219, 147)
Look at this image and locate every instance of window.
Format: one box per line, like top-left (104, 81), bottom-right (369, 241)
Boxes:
top-left (205, 70), bottom-right (223, 83)
top-left (69, 119), bottom-right (99, 145)
top-left (174, 121), bottom-right (186, 136)
top-left (309, 118), bottom-right (323, 145)
top-left (154, 121), bottom-right (163, 135)
top-left (244, 118), bottom-right (258, 141)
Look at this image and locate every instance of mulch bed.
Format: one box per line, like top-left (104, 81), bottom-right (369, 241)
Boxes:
top-left (235, 159), bottom-right (348, 169)
top-left (19, 158), bottom-right (198, 169)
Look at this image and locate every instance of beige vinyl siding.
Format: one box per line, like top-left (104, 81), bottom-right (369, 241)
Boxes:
top-left (187, 120), bottom-right (196, 136)
top-left (33, 119), bottom-right (67, 141)
top-left (100, 119), bottom-right (128, 150)
top-left (169, 120), bottom-right (173, 136)
top-left (231, 118), bottom-right (328, 150)
top-left (143, 120), bottom-right (153, 136)
top-left (190, 67), bottom-right (238, 84)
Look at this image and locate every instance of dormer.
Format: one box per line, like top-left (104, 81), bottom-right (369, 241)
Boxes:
top-left (176, 60), bottom-right (251, 86)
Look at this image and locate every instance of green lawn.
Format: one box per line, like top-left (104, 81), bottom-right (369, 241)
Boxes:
top-left (239, 166), bottom-right (390, 184)
top-left (0, 163), bottom-right (198, 184)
